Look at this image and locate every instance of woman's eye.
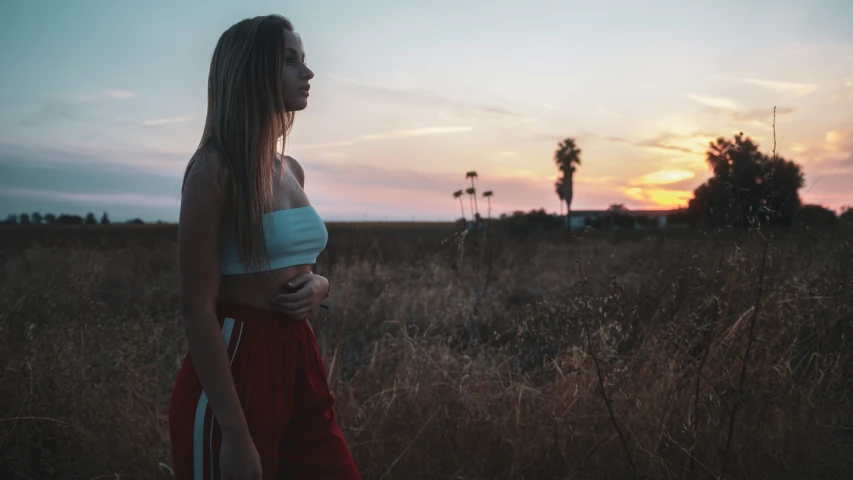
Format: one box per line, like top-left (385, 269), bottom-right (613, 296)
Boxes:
top-left (286, 57), bottom-right (295, 65)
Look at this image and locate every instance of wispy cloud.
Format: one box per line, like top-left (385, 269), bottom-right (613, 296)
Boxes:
top-left (0, 141), bottom-right (188, 174)
top-left (687, 91), bottom-right (797, 130)
top-left (727, 107), bottom-right (796, 130)
top-left (290, 125), bottom-right (473, 152)
top-left (106, 89), bottom-right (137, 99)
top-left (330, 76), bottom-right (520, 118)
top-left (292, 140), bottom-right (356, 151)
top-left (141, 116), bottom-right (193, 127)
top-left (19, 98), bottom-right (82, 126)
top-left (0, 186), bottom-right (178, 207)
top-left (68, 89), bottom-right (138, 102)
top-left (686, 93), bottom-right (739, 110)
top-left (846, 76), bottom-right (853, 92)
top-left (606, 131), bottom-right (715, 155)
top-left (597, 106), bottom-right (621, 117)
top-left (359, 125), bottom-right (473, 141)
top-left (738, 78), bottom-right (817, 96)
top-left (537, 101), bottom-right (561, 111)
top-left (575, 176), bottom-right (617, 185)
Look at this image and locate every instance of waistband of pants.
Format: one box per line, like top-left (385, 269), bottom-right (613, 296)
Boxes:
top-left (216, 300), bottom-right (306, 330)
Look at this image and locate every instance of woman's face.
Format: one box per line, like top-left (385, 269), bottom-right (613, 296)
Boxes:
top-left (281, 30), bottom-right (314, 112)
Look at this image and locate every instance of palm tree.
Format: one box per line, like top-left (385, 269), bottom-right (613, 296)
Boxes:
top-left (466, 171), bottom-right (479, 220)
top-left (554, 138), bottom-right (582, 228)
top-left (482, 190), bottom-right (494, 221)
top-left (453, 190), bottom-right (466, 222)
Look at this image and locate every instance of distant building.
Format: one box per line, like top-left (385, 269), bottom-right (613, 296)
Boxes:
top-left (557, 208), bottom-right (679, 230)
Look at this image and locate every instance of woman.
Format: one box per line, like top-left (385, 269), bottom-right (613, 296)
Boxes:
top-left (168, 15), bottom-right (360, 480)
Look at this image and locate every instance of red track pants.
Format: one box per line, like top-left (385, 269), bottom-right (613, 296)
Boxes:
top-left (168, 301), bottom-right (360, 479)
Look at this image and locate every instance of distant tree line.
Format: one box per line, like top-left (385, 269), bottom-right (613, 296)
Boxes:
top-left (545, 130), bottom-right (852, 232)
top-left (0, 211), bottom-right (147, 226)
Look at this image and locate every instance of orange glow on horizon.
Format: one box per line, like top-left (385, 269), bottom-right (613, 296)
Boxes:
top-left (630, 170), bottom-right (695, 186)
top-left (624, 187), bottom-right (693, 208)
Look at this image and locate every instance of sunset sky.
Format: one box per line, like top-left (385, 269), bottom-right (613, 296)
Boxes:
top-left (1, 0), bottom-right (852, 222)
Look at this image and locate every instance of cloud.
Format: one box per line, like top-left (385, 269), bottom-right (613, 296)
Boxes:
top-left (606, 130), bottom-right (716, 155)
top-left (141, 116), bottom-right (193, 127)
top-left (537, 101), bottom-right (561, 111)
top-left (847, 76), bottom-right (853, 92)
top-left (17, 89), bottom-right (140, 126)
top-left (320, 152), bottom-right (349, 159)
top-left (688, 95), bottom-right (797, 130)
top-left (67, 89), bottom-right (138, 103)
top-left (821, 130), bottom-right (853, 164)
top-left (686, 93), bottom-right (739, 110)
top-left (597, 106), bottom-right (621, 117)
top-left (106, 89), bottom-right (137, 99)
top-left (629, 170), bottom-right (695, 186)
top-left (19, 98), bottom-right (82, 126)
top-left (292, 140), bottom-right (356, 151)
top-left (729, 106), bottom-right (795, 122)
top-left (623, 187), bottom-right (693, 208)
top-left (825, 130), bottom-right (842, 151)
top-left (358, 125), bottom-right (473, 141)
top-left (0, 141), bottom-right (188, 175)
top-left (575, 176), bottom-right (616, 185)
top-left (290, 125), bottom-right (473, 153)
top-left (738, 78), bottom-right (817, 96)
top-left (0, 186), bottom-right (178, 208)
top-left (330, 76), bottom-right (521, 118)
top-left (608, 135), bottom-right (694, 154)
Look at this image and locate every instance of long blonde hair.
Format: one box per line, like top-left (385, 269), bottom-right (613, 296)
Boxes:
top-left (183, 14), bottom-right (296, 271)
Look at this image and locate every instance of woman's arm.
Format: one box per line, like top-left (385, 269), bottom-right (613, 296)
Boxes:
top-left (178, 151), bottom-right (250, 439)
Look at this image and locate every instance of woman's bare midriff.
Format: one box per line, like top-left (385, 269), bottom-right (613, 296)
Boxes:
top-left (217, 264), bottom-right (312, 312)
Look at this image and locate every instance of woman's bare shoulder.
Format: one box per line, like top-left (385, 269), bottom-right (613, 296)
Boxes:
top-left (284, 155), bottom-right (305, 188)
top-left (185, 146), bottom-right (230, 196)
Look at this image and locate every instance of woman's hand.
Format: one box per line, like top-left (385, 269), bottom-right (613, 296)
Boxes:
top-left (219, 427), bottom-right (262, 480)
top-left (271, 273), bottom-right (328, 320)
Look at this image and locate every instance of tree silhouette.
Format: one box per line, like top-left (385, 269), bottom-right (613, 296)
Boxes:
top-left (85, 212), bottom-right (97, 225)
top-left (57, 214), bottom-right (83, 225)
top-left (31, 212), bottom-right (43, 224)
top-left (798, 204), bottom-right (837, 227)
top-left (841, 207), bottom-right (853, 223)
top-left (687, 133), bottom-right (804, 228)
top-left (554, 138), bottom-right (582, 227)
top-left (101, 211), bottom-right (110, 225)
top-left (44, 213), bottom-right (56, 224)
top-left (5, 214), bottom-right (17, 224)
top-left (19, 213), bottom-right (30, 225)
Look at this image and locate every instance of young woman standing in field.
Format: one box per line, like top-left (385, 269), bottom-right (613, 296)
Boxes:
top-left (168, 15), bottom-right (360, 480)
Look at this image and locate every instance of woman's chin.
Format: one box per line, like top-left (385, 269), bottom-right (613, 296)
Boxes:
top-left (285, 99), bottom-right (309, 112)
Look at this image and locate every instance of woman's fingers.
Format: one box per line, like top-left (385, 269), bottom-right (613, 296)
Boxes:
top-left (274, 290), bottom-right (311, 303)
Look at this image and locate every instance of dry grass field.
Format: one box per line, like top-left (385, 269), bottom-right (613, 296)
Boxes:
top-left (1, 222), bottom-right (852, 479)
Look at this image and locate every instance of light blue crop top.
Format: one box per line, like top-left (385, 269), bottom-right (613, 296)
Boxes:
top-left (220, 206), bottom-right (328, 275)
